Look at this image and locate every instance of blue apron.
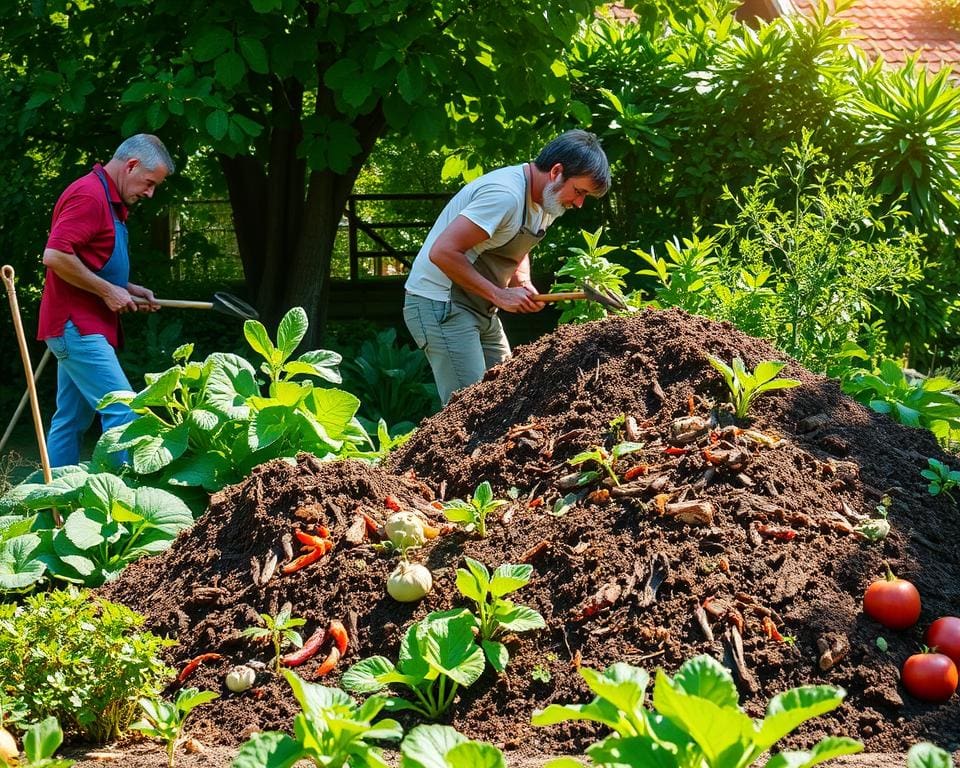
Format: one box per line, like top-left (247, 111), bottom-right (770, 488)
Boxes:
top-left (93, 169), bottom-right (130, 287)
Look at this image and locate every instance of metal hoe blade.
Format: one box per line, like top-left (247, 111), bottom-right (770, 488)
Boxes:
top-left (583, 281), bottom-right (630, 312)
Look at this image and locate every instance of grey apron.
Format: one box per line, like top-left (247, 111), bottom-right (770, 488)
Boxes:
top-left (451, 163), bottom-right (546, 316)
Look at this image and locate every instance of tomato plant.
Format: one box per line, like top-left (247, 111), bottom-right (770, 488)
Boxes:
top-left (863, 565), bottom-right (921, 630)
top-left (901, 651), bottom-right (958, 703)
top-left (926, 616), bottom-right (960, 665)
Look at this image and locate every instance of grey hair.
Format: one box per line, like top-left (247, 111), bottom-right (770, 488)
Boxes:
top-left (533, 129), bottom-right (610, 196)
top-left (112, 134), bottom-right (176, 174)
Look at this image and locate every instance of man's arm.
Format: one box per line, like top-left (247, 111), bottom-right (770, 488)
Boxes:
top-left (508, 254), bottom-right (538, 293)
top-left (42, 248), bottom-right (138, 313)
top-left (429, 216), bottom-right (542, 313)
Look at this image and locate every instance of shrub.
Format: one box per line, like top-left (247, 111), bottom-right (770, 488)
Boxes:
top-left (0, 588), bottom-right (174, 742)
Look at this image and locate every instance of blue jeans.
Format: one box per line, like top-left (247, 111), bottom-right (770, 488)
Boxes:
top-left (44, 321), bottom-right (136, 467)
top-left (403, 293), bottom-right (511, 405)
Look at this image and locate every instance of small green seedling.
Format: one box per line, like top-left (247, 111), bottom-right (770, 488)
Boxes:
top-left (442, 481), bottom-right (508, 537)
top-left (5, 717), bottom-right (75, 768)
top-left (921, 458), bottom-right (960, 502)
top-left (875, 636), bottom-right (889, 652)
top-left (456, 557), bottom-right (546, 672)
top-left (907, 742), bottom-right (953, 768)
top-left (568, 441), bottom-right (643, 486)
top-left (854, 495), bottom-right (892, 542)
top-left (131, 688), bottom-right (218, 768)
top-left (531, 664), bottom-right (552, 683)
top-left (707, 355), bottom-right (801, 419)
top-left (240, 604), bottom-right (305, 672)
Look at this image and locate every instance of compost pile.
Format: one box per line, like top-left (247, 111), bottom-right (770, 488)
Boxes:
top-left (100, 308), bottom-right (960, 758)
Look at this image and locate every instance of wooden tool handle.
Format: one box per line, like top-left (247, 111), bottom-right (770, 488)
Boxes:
top-left (133, 297), bottom-right (215, 310)
top-left (531, 292), bottom-right (587, 302)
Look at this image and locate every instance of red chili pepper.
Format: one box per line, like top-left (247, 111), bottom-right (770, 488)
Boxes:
top-left (295, 529), bottom-right (327, 549)
top-left (315, 524), bottom-right (330, 539)
top-left (315, 645), bottom-right (342, 677)
top-left (177, 652), bottom-right (223, 683)
top-left (326, 619), bottom-right (349, 655)
top-left (623, 465), bottom-right (648, 481)
top-left (282, 627), bottom-right (327, 667)
top-left (385, 495), bottom-right (402, 512)
top-left (282, 546), bottom-right (326, 574)
top-left (360, 512), bottom-right (381, 535)
top-left (527, 497), bottom-right (544, 508)
top-left (703, 449), bottom-right (723, 465)
top-left (756, 523), bottom-right (797, 541)
top-left (762, 615), bottom-right (785, 642)
top-left (663, 446), bottom-right (688, 456)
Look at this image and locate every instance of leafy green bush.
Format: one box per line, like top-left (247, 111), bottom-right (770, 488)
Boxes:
top-left (93, 307), bottom-right (370, 497)
top-left (533, 655), bottom-right (862, 768)
top-left (0, 466), bottom-right (194, 594)
top-left (0, 588), bottom-right (174, 742)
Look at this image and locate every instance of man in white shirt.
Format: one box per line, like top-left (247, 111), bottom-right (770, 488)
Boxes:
top-left (403, 130), bottom-right (611, 404)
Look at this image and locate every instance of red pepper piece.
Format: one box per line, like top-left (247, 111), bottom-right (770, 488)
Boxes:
top-left (756, 523), bottom-right (797, 541)
top-left (177, 652), bottom-right (223, 683)
top-left (282, 546), bottom-right (326, 574)
top-left (295, 529), bottom-right (327, 549)
top-left (282, 627), bottom-right (327, 667)
top-left (385, 495), bottom-right (402, 512)
top-left (430, 500), bottom-right (444, 510)
top-left (326, 620), bottom-right (348, 655)
top-left (623, 465), bottom-right (648, 481)
top-left (664, 446), bottom-right (688, 456)
top-left (316, 645), bottom-right (341, 677)
top-left (527, 497), bottom-right (544, 508)
top-left (360, 512), bottom-right (381, 536)
top-left (315, 524), bottom-right (330, 539)
top-left (762, 615), bottom-right (785, 642)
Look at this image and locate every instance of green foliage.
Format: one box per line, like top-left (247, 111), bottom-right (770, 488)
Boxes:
top-left (0, 588), bottom-right (174, 742)
top-left (131, 689), bottom-right (219, 768)
top-left (907, 742), bottom-right (955, 768)
top-left (441, 482), bottom-right (508, 538)
top-left (455, 558), bottom-right (546, 673)
top-left (232, 670), bottom-right (402, 768)
top-left (841, 358), bottom-right (960, 445)
top-left (551, 228), bottom-right (632, 324)
top-left (707, 357), bottom-right (801, 420)
top-left (921, 458), bottom-right (960, 502)
top-left (0, 466), bottom-right (194, 594)
top-left (532, 655), bottom-right (861, 768)
top-left (568, 442), bottom-right (644, 486)
top-left (341, 609), bottom-right (486, 719)
top-left (400, 724), bottom-right (506, 768)
top-left (93, 307), bottom-right (369, 498)
top-left (338, 327), bottom-right (440, 435)
top-left (13, 717), bottom-right (75, 768)
top-left (240, 605), bottom-right (305, 673)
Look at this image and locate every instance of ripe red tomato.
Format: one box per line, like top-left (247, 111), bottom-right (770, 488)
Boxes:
top-left (926, 617), bottom-right (960, 666)
top-left (901, 652), bottom-right (958, 703)
top-left (863, 568), bottom-right (921, 629)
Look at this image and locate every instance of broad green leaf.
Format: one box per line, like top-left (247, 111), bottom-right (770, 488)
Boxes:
top-left (249, 405), bottom-right (294, 451)
top-left (206, 110), bottom-right (229, 140)
top-left (753, 360), bottom-right (787, 384)
top-left (455, 566), bottom-right (484, 602)
top-left (423, 611), bottom-right (485, 688)
top-left (205, 353), bottom-right (258, 419)
top-left (907, 742), bottom-right (954, 768)
top-left (531, 698), bottom-right (626, 733)
top-left (341, 656), bottom-right (396, 694)
top-left (164, 452), bottom-right (231, 491)
top-left (276, 307), bottom-right (309, 361)
top-left (244, 320), bottom-right (278, 364)
top-left (232, 730), bottom-right (304, 768)
top-left (755, 686), bottom-right (846, 748)
top-left (765, 737), bottom-right (863, 768)
top-left (0, 515), bottom-right (36, 541)
top-left (402, 724), bottom-right (470, 768)
top-left (129, 367), bottom-right (181, 408)
top-left (63, 509), bottom-right (106, 550)
top-left (671, 655), bottom-right (739, 709)
top-left (22, 716), bottom-right (63, 762)
top-left (0, 534), bottom-right (46, 589)
top-left (493, 603), bottom-right (545, 633)
top-left (580, 664), bottom-right (650, 730)
top-left (80, 473), bottom-right (134, 514)
top-left (188, 408), bottom-right (220, 431)
top-left (131, 422), bottom-right (190, 474)
top-left (489, 563), bottom-right (533, 597)
top-left (192, 26), bottom-right (233, 62)
top-left (292, 349), bottom-right (343, 383)
top-left (306, 387), bottom-right (361, 441)
top-left (587, 735), bottom-right (679, 768)
top-left (482, 639), bottom-right (508, 673)
top-left (238, 36), bottom-right (269, 74)
top-left (133, 486), bottom-right (195, 533)
top-left (446, 741), bottom-right (507, 768)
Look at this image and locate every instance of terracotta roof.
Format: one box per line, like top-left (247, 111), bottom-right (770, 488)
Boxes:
top-left (790, 0), bottom-right (960, 70)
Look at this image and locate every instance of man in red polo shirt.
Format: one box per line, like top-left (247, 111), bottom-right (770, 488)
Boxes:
top-left (38, 134), bottom-right (175, 467)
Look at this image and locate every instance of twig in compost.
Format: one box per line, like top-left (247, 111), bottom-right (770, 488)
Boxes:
top-left (694, 605), bottom-right (714, 642)
top-left (260, 551), bottom-right (278, 585)
top-left (637, 553), bottom-right (670, 608)
top-left (521, 540), bottom-right (552, 563)
top-left (723, 626), bottom-right (757, 692)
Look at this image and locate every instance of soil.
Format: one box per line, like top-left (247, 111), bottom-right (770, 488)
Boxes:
top-left (96, 308), bottom-right (960, 765)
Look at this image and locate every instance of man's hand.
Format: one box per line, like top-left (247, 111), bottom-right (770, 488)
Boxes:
top-left (102, 284), bottom-right (139, 314)
top-left (493, 284), bottom-right (544, 314)
top-left (128, 282), bottom-right (160, 312)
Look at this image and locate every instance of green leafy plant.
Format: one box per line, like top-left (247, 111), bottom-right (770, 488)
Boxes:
top-left (842, 359), bottom-right (960, 445)
top-left (532, 655), bottom-right (862, 768)
top-left (131, 688), bottom-right (219, 768)
top-left (853, 495), bottom-right (892, 542)
top-left (8, 717), bottom-right (75, 768)
top-left (531, 664), bottom-right (553, 683)
top-left (400, 724), bottom-right (506, 768)
top-left (907, 742), bottom-right (954, 768)
top-left (94, 307), bottom-right (370, 498)
top-left (921, 458), bottom-right (960, 502)
top-left (568, 441), bottom-right (644, 486)
top-left (455, 557), bottom-right (546, 673)
top-left (342, 609), bottom-right (485, 719)
top-left (707, 356), bottom-right (801, 419)
top-left (551, 227), bottom-right (632, 324)
top-left (0, 588), bottom-right (174, 742)
top-left (0, 466), bottom-right (193, 593)
top-left (441, 481), bottom-right (508, 538)
top-left (232, 670), bottom-right (402, 768)
top-left (241, 605), bottom-right (305, 673)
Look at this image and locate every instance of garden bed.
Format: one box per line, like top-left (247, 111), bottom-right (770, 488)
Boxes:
top-left (99, 308), bottom-right (960, 762)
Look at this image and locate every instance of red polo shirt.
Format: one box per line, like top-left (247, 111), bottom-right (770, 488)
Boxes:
top-left (38, 164), bottom-right (129, 348)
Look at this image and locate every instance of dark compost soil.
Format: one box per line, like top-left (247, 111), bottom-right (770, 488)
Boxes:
top-left (99, 308), bottom-right (960, 760)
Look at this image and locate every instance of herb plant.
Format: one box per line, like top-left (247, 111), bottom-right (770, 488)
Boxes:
top-left (131, 688), bottom-right (219, 768)
top-left (93, 307), bottom-right (370, 498)
top-left (241, 605), bottom-right (305, 673)
top-left (0, 466), bottom-right (193, 593)
top-left (441, 481), bottom-right (508, 538)
top-left (456, 557), bottom-right (546, 673)
top-left (232, 670), bottom-right (402, 768)
top-left (400, 724), bottom-right (506, 768)
top-left (342, 609), bottom-right (485, 719)
top-left (551, 227), bottom-right (631, 324)
top-left (0, 588), bottom-right (174, 742)
top-left (707, 356), bottom-right (801, 419)
top-left (921, 458), bottom-right (960, 502)
top-left (568, 441), bottom-right (644, 486)
top-left (532, 655), bottom-right (862, 768)
top-left (12, 717), bottom-right (74, 768)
